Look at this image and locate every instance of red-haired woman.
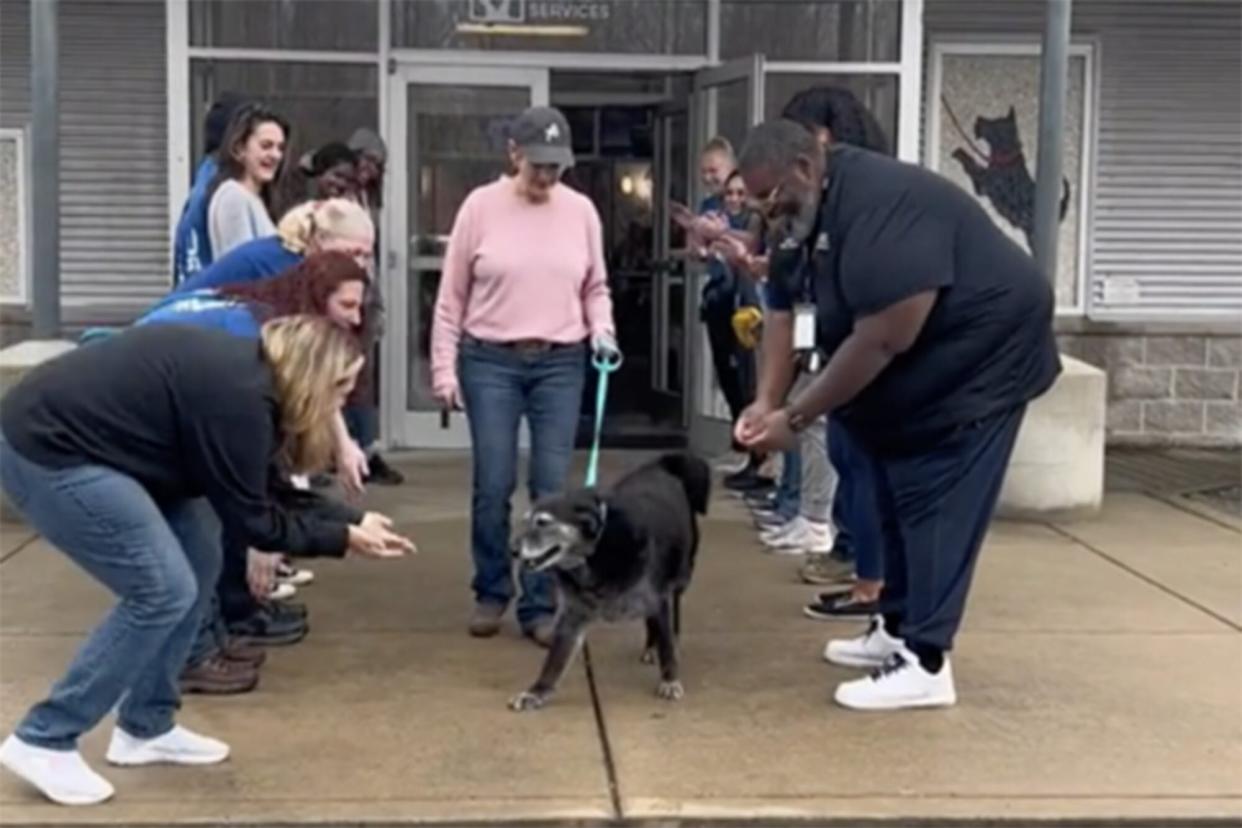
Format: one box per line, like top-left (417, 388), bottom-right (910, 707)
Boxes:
top-left (137, 252), bottom-right (370, 693)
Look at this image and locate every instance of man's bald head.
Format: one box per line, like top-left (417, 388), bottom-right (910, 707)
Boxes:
top-left (738, 119), bottom-right (826, 243)
top-left (738, 118), bottom-right (824, 185)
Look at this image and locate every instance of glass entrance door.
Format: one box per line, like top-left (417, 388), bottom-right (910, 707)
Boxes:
top-left (686, 54), bottom-right (765, 454)
top-left (383, 65), bottom-right (549, 448)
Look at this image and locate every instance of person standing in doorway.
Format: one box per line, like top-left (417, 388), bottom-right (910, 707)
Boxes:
top-left (207, 103), bottom-right (291, 258)
top-left (431, 107), bottom-right (616, 647)
top-left (736, 119), bottom-right (1060, 710)
top-left (684, 137), bottom-right (768, 493)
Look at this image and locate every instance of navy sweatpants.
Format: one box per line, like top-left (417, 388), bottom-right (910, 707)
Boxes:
top-left (852, 405), bottom-right (1026, 652)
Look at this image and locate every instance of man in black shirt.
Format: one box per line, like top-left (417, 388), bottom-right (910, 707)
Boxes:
top-left (736, 119), bottom-right (1060, 711)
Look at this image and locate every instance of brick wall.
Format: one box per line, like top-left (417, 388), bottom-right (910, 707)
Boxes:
top-left (1059, 332), bottom-right (1241, 447)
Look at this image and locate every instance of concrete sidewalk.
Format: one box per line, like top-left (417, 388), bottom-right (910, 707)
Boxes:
top-left (0, 452), bottom-right (1239, 826)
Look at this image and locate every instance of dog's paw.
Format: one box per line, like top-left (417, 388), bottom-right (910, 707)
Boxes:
top-left (509, 690), bottom-right (549, 712)
top-left (640, 647), bottom-right (657, 665)
top-left (655, 680), bottom-right (685, 701)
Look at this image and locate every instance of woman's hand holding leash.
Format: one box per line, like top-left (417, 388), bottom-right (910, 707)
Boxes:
top-left (591, 332), bottom-right (621, 363)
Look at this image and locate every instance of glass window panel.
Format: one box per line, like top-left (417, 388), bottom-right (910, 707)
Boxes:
top-left (189, 60), bottom-right (379, 213)
top-left (721, 0), bottom-right (900, 62)
top-left (405, 83), bottom-right (533, 410)
top-left (392, 0), bottom-right (706, 54)
top-left (409, 84), bottom-right (529, 250)
top-left (764, 73), bottom-right (898, 155)
top-left (712, 79), bottom-right (752, 158)
top-left (189, 0), bottom-right (378, 51)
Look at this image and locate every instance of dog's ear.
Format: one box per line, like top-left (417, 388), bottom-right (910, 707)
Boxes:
top-left (573, 492), bottom-right (608, 542)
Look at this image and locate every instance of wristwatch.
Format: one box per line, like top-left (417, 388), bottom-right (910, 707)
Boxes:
top-left (785, 407), bottom-right (810, 434)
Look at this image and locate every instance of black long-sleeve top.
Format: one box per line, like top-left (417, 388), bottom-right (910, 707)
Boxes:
top-left (1, 325), bottom-right (358, 556)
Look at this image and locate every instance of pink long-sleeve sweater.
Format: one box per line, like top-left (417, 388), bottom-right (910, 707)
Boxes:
top-left (431, 177), bottom-right (615, 394)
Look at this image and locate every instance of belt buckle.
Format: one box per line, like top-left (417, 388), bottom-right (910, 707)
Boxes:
top-left (513, 339), bottom-right (549, 354)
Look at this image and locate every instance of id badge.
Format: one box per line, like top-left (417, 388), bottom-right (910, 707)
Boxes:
top-left (793, 303), bottom-right (817, 350)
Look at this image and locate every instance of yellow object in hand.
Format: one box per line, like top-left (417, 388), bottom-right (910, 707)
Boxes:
top-left (732, 306), bottom-right (763, 349)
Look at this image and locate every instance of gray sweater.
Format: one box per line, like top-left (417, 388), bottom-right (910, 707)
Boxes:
top-left (208, 179), bottom-right (277, 258)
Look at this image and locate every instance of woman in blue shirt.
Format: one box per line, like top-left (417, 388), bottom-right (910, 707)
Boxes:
top-left (176, 197), bottom-right (374, 295)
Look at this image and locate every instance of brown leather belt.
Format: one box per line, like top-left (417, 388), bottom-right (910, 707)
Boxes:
top-left (465, 335), bottom-right (578, 354)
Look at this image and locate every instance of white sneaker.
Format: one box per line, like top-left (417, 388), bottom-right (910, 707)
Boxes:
top-left (0, 734), bottom-right (115, 806)
top-left (833, 649), bottom-right (957, 711)
top-left (713, 451), bottom-right (748, 473)
top-left (824, 616), bottom-right (904, 667)
top-left (106, 725), bottom-right (230, 767)
top-left (761, 517), bottom-right (832, 555)
top-left (268, 582), bottom-right (297, 602)
top-left (277, 562), bottom-right (315, 587)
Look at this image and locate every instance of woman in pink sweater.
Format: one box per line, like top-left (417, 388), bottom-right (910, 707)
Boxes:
top-left (431, 107), bottom-right (617, 647)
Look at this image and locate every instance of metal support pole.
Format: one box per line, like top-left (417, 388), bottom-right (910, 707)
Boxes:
top-left (30, 0), bottom-right (60, 337)
top-left (1031, 0), bottom-right (1072, 280)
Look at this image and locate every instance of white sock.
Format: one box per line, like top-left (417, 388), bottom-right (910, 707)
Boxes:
top-left (0, 734), bottom-right (114, 806)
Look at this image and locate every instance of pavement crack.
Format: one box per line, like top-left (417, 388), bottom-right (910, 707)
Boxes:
top-left (583, 641), bottom-right (624, 821)
top-left (0, 531), bottom-right (37, 565)
top-left (1046, 522), bottom-right (1242, 633)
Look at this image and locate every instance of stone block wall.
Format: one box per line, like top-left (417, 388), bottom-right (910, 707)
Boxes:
top-left (1058, 331), bottom-right (1241, 447)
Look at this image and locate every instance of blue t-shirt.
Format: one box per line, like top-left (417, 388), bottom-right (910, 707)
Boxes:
top-left (135, 289), bottom-right (262, 339)
top-left (175, 235), bottom-right (302, 295)
top-left (172, 158), bottom-right (218, 286)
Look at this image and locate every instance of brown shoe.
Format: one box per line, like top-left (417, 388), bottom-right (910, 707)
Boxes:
top-left (468, 602), bottom-right (506, 638)
top-left (179, 656), bottom-right (260, 695)
top-left (523, 619), bottom-right (557, 649)
top-left (219, 637), bottom-right (267, 668)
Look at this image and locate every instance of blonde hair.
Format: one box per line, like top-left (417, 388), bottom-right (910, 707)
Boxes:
top-left (276, 198), bottom-right (374, 255)
top-left (702, 135), bottom-right (735, 161)
top-left (260, 315), bottom-right (364, 474)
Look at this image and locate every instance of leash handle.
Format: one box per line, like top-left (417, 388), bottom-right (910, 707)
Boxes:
top-left (584, 349), bottom-right (623, 488)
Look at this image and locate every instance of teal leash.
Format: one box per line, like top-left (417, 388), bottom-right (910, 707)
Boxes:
top-left (584, 349), bottom-right (623, 488)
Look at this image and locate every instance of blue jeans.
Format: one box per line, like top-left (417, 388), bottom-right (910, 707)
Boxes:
top-left (0, 434), bottom-right (221, 749)
top-left (343, 404), bottom-right (379, 450)
top-left (774, 449), bottom-right (801, 521)
top-left (458, 338), bottom-right (586, 628)
top-left (828, 417), bottom-right (883, 581)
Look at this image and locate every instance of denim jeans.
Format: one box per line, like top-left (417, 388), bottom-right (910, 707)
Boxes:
top-left (0, 434), bottom-right (221, 749)
top-left (774, 449), bottom-right (801, 521)
top-left (343, 404), bottom-right (379, 451)
top-left (458, 337), bottom-right (586, 628)
top-left (828, 417), bottom-right (884, 581)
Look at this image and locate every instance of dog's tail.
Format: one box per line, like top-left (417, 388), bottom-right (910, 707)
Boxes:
top-left (657, 452), bottom-right (711, 515)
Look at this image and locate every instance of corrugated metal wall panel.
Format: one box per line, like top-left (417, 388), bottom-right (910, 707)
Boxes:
top-left (0, 0), bottom-right (31, 128)
top-left (924, 0), bottom-right (1242, 319)
top-left (59, 0), bottom-right (169, 306)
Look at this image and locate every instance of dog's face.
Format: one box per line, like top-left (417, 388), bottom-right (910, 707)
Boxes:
top-left (513, 490), bottom-right (606, 573)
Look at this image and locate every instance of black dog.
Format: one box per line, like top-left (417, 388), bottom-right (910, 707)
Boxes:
top-left (509, 453), bottom-right (711, 712)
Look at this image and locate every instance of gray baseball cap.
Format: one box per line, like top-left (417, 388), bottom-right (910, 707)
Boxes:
top-left (509, 106), bottom-right (575, 168)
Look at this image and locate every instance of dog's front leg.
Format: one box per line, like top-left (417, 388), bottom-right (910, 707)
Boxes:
top-left (652, 599), bottom-right (684, 701)
top-left (509, 613), bottom-right (588, 712)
